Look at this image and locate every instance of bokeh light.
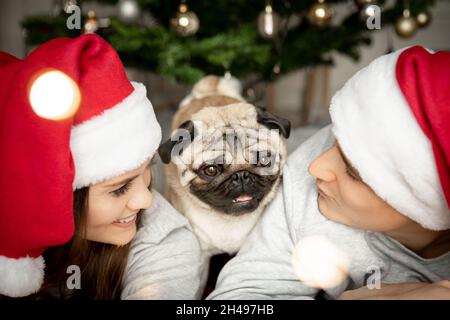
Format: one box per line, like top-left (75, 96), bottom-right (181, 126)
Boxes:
top-left (29, 69), bottom-right (80, 120)
top-left (292, 235), bottom-right (349, 289)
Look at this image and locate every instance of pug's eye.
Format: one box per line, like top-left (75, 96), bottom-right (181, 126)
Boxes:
top-left (257, 152), bottom-right (272, 167)
top-left (203, 164), bottom-right (222, 177)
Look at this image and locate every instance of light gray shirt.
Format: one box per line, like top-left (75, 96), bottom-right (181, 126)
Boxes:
top-left (121, 191), bottom-right (204, 299)
top-left (208, 125), bottom-right (450, 300)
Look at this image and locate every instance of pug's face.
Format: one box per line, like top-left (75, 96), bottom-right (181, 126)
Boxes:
top-left (159, 103), bottom-right (290, 216)
top-left (188, 148), bottom-right (281, 215)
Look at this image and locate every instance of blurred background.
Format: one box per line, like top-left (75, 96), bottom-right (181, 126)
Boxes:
top-left (1, 0), bottom-right (449, 191)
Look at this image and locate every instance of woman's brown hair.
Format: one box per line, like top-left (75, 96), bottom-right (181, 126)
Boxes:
top-left (33, 187), bottom-right (142, 300)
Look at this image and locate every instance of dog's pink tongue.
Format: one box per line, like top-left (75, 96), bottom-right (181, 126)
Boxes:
top-left (235, 194), bottom-right (253, 202)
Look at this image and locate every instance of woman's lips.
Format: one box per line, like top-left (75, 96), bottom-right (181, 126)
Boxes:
top-left (112, 213), bottom-right (137, 228)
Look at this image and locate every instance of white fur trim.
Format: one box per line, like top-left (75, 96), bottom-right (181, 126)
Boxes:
top-left (330, 48), bottom-right (450, 231)
top-left (0, 255), bottom-right (44, 297)
top-left (71, 82), bottom-right (162, 189)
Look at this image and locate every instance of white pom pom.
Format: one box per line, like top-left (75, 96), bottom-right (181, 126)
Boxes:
top-left (0, 255), bottom-right (45, 297)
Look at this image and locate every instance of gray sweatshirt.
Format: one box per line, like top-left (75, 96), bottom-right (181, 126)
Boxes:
top-left (208, 125), bottom-right (450, 300)
top-left (121, 191), bottom-right (204, 299)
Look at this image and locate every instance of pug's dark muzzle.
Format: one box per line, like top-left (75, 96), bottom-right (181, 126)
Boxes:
top-left (190, 170), bottom-right (279, 215)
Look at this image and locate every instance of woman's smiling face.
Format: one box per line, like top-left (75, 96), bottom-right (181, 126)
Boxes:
top-left (83, 159), bottom-right (153, 246)
top-left (308, 143), bottom-right (411, 232)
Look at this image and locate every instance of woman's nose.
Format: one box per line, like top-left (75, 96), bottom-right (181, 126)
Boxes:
top-left (308, 147), bottom-right (337, 182)
top-left (128, 187), bottom-right (153, 211)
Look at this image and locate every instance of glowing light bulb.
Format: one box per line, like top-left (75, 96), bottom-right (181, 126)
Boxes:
top-left (179, 16), bottom-right (189, 27)
top-left (264, 5), bottom-right (274, 35)
top-left (363, 5), bottom-right (376, 17)
top-left (29, 70), bottom-right (80, 120)
top-left (118, 0), bottom-right (140, 22)
top-left (316, 8), bottom-right (326, 18)
top-left (292, 235), bottom-right (349, 289)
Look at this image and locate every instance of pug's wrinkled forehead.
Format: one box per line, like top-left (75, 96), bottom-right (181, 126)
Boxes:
top-left (169, 103), bottom-right (287, 178)
top-left (192, 102), bottom-right (258, 129)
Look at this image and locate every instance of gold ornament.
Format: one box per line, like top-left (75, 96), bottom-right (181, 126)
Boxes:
top-left (307, 0), bottom-right (333, 27)
top-left (395, 9), bottom-right (418, 38)
top-left (416, 11), bottom-right (431, 28)
top-left (170, 3), bottom-right (199, 37)
top-left (258, 4), bottom-right (280, 39)
top-left (83, 10), bottom-right (98, 34)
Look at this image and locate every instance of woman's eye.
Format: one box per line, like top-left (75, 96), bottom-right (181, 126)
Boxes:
top-left (257, 152), bottom-right (272, 167)
top-left (111, 182), bottom-right (131, 197)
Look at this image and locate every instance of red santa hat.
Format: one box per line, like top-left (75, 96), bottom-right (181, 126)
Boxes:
top-left (330, 46), bottom-right (450, 231)
top-left (0, 34), bottom-right (161, 297)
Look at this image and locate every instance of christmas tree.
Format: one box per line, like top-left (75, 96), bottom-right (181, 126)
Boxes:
top-left (22, 0), bottom-right (435, 84)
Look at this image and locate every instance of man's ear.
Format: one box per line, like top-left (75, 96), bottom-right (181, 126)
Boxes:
top-left (158, 120), bottom-right (196, 164)
top-left (255, 106), bottom-right (291, 139)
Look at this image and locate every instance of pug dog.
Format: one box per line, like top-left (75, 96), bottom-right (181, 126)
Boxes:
top-left (158, 75), bottom-right (290, 258)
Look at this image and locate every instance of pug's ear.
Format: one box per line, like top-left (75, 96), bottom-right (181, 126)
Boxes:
top-left (255, 106), bottom-right (291, 139)
top-left (158, 120), bottom-right (196, 164)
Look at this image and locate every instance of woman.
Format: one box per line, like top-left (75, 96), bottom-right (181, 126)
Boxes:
top-left (208, 46), bottom-right (450, 300)
top-left (0, 35), bottom-right (202, 299)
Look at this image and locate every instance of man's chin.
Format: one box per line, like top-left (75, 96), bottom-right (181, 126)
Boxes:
top-left (317, 195), bottom-right (333, 220)
top-left (317, 197), bottom-right (353, 228)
